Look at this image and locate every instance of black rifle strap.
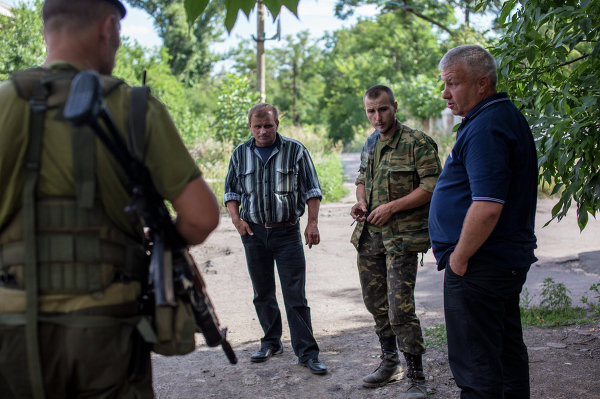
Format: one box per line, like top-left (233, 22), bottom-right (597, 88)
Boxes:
top-left (127, 86), bottom-right (150, 163)
top-left (23, 78), bottom-right (49, 399)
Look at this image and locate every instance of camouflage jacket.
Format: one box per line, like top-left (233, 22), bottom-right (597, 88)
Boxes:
top-left (350, 121), bottom-right (442, 253)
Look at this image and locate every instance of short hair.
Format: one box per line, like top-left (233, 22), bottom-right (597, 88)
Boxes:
top-left (439, 45), bottom-right (497, 89)
top-left (363, 85), bottom-right (395, 104)
top-left (43, 0), bottom-right (123, 28)
top-left (248, 103), bottom-right (279, 125)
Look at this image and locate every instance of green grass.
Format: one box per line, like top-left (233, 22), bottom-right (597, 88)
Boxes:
top-left (424, 324), bottom-right (447, 351)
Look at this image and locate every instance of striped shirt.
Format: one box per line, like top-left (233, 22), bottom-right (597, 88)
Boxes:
top-left (223, 134), bottom-right (322, 224)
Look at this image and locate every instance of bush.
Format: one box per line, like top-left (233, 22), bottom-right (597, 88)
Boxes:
top-left (581, 282), bottom-right (600, 318)
top-left (520, 278), bottom-right (587, 327)
top-left (211, 74), bottom-right (259, 145)
top-left (313, 154), bottom-right (349, 203)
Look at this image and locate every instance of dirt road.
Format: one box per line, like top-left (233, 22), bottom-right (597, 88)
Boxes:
top-left (151, 190), bottom-right (600, 399)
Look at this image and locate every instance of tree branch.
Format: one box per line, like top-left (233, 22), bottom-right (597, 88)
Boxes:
top-left (393, 4), bottom-right (455, 36)
top-left (507, 53), bottom-right (590, 82)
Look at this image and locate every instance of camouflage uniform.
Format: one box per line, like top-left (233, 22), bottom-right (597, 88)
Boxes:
top-left (351, 121), bottom-right (441, 355)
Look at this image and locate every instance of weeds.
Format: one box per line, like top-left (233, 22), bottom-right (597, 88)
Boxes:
top-left (424, 324), bottom-right (447, 351)
top-left (581, 282), bottom-right (600, 317)
top-left (520, 278), bottom-right (589, 327)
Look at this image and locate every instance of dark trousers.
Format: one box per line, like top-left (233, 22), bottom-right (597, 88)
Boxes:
top-left (444, 261), bottom-right (530, 399)
top-left (241, 222), bottom-right (319, 362)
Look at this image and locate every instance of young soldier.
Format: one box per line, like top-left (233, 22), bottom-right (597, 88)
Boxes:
top-left (351, 85), bottom-right (441, 398)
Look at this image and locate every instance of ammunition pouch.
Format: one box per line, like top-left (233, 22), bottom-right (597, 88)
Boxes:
top-left (0, 199), bottom-right (148, 294)
top-left (151, 300), bottom-right (196, 356)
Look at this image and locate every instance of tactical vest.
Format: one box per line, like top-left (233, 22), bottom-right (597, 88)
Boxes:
top-left (0, 68), bottom-right (160, 399)
top-left (0, 68), bottom-right (147, 295)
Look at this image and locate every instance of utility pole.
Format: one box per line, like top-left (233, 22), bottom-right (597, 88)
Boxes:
top-left (253, 1), bottom-right (280, 103)
top-left (256, 1), bottom-right (266, 102)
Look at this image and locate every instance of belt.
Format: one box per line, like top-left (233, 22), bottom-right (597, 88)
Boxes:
top-left (253, 218), bottom-right (298, 228)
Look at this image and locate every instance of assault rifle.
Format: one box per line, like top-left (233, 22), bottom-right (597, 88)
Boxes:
top-left (63, 70), bottom-right (236, 364)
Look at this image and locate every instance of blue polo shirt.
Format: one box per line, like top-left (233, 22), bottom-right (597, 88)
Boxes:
top-left (429, 92), bottom-right (538, 270)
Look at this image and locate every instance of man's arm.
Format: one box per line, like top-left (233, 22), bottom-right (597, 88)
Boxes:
top-left (225, 200), bottom-right (254, 236)
top-left (172, 177), bottom-right (220, 245)
top-left (449, 201), bottom-right (503, 276)
top-left (304, 197), bottom-right (320, 248)
top-left (367, 187), bottom-right (432, 227)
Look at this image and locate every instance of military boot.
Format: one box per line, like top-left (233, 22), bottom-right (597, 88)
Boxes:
top-left (403, 352), bottom-right (427, 398)
top-left (362, 336), bottom-right (401, 388)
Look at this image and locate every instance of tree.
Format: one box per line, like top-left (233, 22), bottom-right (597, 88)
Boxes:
top-left (494, 0), bottom-right (600, 229)
top-left (113, 39), bottom-right (208, 148)
top-left (333, 0), bottom-right (503, 35)
top-left (320, 11), bottom-right (444, 143)
top-left (127, 0), bottom-right (224, 84)
top-left (211, 74), bottom-right (260, 145)
top-left (270, 32), bottom-right (325, 126)
top-left (0, 0), bottom-right (44, 80)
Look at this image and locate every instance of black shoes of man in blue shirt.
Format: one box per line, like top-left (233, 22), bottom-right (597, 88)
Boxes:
top-left (250, 344), bottom-right (327, 375)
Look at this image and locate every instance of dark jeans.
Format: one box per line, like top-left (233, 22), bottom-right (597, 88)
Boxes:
top-left (444, 261), bottom-right (530, 399)
top-left (241, 222), bottom-right (319, 362)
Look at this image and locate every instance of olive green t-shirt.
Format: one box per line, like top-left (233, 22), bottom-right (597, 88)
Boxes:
top-left (0, 62), bottom-right (201, 239)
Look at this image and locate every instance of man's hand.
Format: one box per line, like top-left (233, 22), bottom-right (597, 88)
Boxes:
top-left (366, 203), bottom-right (393, 227)
top-left (449, 251), bottom-right (468, 276)
top-left (350, 201), bottom-right (368, 222)
top-left (232, 218), bottom-right (253, 236)
top-left (304, 221), bottom-right (320, 248)
top-left (449, 200), bottom-right (504, 277)
top-left (225, 200), bottom-right (253, 236)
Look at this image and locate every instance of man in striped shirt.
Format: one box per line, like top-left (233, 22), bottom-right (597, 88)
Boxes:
top-left (224, 103), bottom-right (326, 375)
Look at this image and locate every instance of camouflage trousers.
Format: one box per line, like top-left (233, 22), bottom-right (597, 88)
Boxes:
top-left (357, 229), bottom-right (425, 355)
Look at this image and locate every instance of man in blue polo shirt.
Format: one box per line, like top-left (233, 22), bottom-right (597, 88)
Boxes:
top-left (429, 45), bottom-right (538, 399)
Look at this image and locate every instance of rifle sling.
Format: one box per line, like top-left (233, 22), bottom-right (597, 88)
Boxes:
top-left (24, 78), bottom-right (48, 399)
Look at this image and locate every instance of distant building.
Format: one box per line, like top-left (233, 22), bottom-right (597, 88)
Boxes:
top-left (429, 108), bottom-right (462, 136)
top-left (0, 1), bottom-right (12, 18)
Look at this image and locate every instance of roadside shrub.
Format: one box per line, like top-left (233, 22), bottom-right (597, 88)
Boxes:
top-left (581, 282), bottom-right (600, 317)
top-left (314, 154), bottom-right (349, 203)
top-left (520, 278), bottom-right (587, 327)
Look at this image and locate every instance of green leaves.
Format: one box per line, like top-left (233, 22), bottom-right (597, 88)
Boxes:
top-left (320, 11), bottom-right (445, 143)
top-left (211, 74), bottom-right (260, 145)
top-left (184, 0), bottom-right (210, 25)
top-left (494, 0), bottom-right (600, 230)
top-left (184, 0), bottom-right (299, 32)
top-left (0, 0), bottom-right (45, 79)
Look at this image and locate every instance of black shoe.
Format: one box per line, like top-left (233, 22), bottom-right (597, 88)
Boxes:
top-left (301, 358), bottom-right (327, 375)
top-left (250, 345), bottom-right (283, 363)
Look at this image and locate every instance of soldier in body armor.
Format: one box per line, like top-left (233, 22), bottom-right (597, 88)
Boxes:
top-left (0, 0), bottom-right (219, 397)
top-left (350, 85), bottom-right (441, 398)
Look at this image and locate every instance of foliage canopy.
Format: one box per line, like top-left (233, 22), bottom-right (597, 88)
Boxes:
top-left (494, 0), bottom-right (600, 229)
top-left (183, 0), bottom-right (300, 32)
top-left (0, 0), bottom-right (44, 80)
